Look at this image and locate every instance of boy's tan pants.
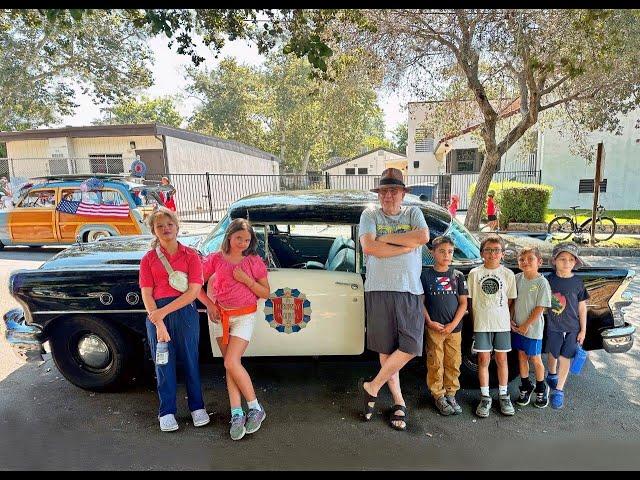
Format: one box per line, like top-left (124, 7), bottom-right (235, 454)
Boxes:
top-left (426, 328), bottom-right (462, 399)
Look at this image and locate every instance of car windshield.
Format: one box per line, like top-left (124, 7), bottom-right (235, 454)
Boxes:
top-left (199, 214), bottom-right (231, 254)
top-left (442, 218), bottom-right (481, 261)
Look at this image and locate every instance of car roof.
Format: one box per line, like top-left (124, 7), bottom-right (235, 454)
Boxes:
top-left (228, 189), bottom-right (452, 232)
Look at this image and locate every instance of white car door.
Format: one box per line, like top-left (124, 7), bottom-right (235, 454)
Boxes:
top-left (208, 268), bottom-right (365, 357)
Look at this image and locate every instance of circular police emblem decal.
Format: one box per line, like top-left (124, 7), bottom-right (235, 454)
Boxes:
top-left (264, 288), bottom-right (312, 334)
top-left (481, 278), bottom-right (500, 295)
top-left (126, 292), bottom-right (140, 305)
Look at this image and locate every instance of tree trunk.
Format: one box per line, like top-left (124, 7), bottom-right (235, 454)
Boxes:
top-left (464, 150), bottom-right (501, 231)
top-left (299, 150), bottom-right (312, 175)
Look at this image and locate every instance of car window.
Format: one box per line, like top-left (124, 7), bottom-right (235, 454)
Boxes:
top-left (200, 215), bottom-right (230, 255)
top-left (290, 224), bottom-right (352, 238)
top-left (443, 218), bottom-right (481, 260)
top-left (18, 189), bottom-right (56, 208)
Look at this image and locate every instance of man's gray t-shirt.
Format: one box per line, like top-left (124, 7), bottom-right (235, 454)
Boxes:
top-left (514, 273), bottom-right (552, 340)
top-left (359, 205), bottom-right (428, 294)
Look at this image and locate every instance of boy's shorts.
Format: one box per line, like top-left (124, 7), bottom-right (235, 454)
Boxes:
top-left (511, 332), bottom-right (542, 356)
top-left (365, 291), bottom-right (424, 356)
top-left (546, 330), bottom-right (578, 359)
top-left (211, 312), bottom-right (257, 342)
top-left (487, 214), bottom-right (497, 221)
top-left (472, 331), bottom-right (511, 352)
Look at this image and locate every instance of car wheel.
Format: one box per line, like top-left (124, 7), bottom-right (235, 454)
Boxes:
top-left (459, 328), bottom-right (519, 388)
top-left (85, 230), bottom-right (111, 242)
top-left (49, 316), bottom-right (138, 392)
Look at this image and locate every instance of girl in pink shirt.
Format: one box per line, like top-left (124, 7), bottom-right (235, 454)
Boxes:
top-left (198, 218), bottom-right (270, 440)
top-left (139, 207), bottom-right (208, 432)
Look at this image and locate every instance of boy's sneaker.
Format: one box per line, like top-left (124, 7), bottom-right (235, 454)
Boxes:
top-left (446, 395), bottom-right (463, 415)
top-left (550, 389), bottom-right (565, 410)
top-left (499, 394), bottom-right (515, 416)
top-left (516, 384), bottom-right (534, 406)
top-left (434, 396), bottom-right (455, 416)
top-left (245, 408), bottom-right (267, 434)
top-left (229, 413), bottom-right (247, 440)
top-left (159, 413), bottom-right (179, 432)
top-left (546, 373), bottom-right (559, 390)
top-left (475, 395), bottom-right (492, 418)
top-left (191, 408), bottom-right (210, 427)
top-left (534, 385), bottom-right (549, 408)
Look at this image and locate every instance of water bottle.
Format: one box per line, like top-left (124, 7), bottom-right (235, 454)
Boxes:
top-left (570, 343), bottom-right (588, 375)
top-left (155, 341), bottom-right (169, 365)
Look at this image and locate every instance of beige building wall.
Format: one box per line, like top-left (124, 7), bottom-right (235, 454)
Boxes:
top-left (164, 136), bottom-right (280, 216)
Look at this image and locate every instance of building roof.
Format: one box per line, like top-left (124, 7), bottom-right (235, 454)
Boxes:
top-left (321, 147), bottom-right (406, 171)
top-left (0, 123), bottom-right (281, 164)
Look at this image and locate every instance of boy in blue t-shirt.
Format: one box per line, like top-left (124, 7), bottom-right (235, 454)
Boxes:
top-left (545, 242), bottom-right (589, 410)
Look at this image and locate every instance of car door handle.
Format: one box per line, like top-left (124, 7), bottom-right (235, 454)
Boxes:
top-left (335, 282), bottom-right (359, 290)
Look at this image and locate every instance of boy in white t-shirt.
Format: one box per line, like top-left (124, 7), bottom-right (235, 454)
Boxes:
top-left (467, 235), bottom-right (517, 418)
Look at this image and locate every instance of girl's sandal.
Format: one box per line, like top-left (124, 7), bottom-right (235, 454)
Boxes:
top-left (361, 382), bottom-right (377, 421)
top-left (389, 404), bottom-right (407, 431)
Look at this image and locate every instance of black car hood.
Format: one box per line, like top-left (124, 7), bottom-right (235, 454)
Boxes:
top-left (38, 234), bottom-right (204, 270)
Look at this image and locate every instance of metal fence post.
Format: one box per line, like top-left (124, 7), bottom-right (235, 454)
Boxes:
top-left (205, 172), bottom-right (214, 223)
top-left (325, 172), bottom-right (330, 189)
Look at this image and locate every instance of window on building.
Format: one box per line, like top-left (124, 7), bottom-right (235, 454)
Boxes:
top-left (358, 168), bottom-right (368, 175)
top-left (49, 153), bottom-right (69, 175)
top-left (415, 128), bottom-right (434, 153)
top-left (345, 168), bottom-right (356, 175)
top-left (456, 149), bottom-right (477, 172)
top-left (579, 179), bottom-right (607, 193)
top-left (413, 161), bottom-right (420, 168)
top-left (89, 154), bottom-right (124, 174)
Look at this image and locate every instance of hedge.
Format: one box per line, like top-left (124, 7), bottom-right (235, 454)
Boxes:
top-left (469, 181), bottom-right (553, 228)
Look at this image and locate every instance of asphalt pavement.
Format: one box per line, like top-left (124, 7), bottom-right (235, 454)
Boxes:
top-left (1, 249), bottom-right (639, 470)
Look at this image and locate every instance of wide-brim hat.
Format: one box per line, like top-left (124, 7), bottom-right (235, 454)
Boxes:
top-left (551, 242), bottom-right (584, 269)
top-left (371, 167), bottom-right (409, 193)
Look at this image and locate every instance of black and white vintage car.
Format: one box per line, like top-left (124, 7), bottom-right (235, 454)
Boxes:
top-left (4, 190), bottom-right (636, 391)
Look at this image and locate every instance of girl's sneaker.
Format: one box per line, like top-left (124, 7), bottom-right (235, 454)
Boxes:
top-left (159, 413), bottom-right (179, 432)
top-left (245, 408), bottom-right (266, 434)
top-left (229, 413), bottom-right (247, 440)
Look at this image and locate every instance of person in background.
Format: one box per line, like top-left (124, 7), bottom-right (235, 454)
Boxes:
top-left (447, 194), bottom-right (459, 219)
top-left (486, 190), bottom-right (499, 231)
top-left (160, 176), bottom-right (177, 212)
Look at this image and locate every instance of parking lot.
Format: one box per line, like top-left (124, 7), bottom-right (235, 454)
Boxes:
top-left (1, 247), bottom-right (639, 470)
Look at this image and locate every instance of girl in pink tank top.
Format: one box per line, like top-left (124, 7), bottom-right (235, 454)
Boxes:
top-left (197, 218), bottom-right (270, 440)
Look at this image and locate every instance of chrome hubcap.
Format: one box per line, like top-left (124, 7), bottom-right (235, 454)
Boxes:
top-left (77, 334), bottom-right (110, 368)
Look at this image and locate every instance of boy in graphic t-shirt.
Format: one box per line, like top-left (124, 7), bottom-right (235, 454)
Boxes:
top-left (467, 235), bottom-right (517, 418)
top-left (545, 242), bottom-right (589, 410)
top-left (421, 236), bottom-right (468, 416)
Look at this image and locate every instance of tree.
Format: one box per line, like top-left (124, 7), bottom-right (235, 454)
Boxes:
top-left (92, 96), bottom-right (184, 127)
top-left (0, 9), bottom-right (153, 131)
top-left (391, 122), bottom-right (408, 154)
top-left (186, 51), bottom-right (385, 173)
top-left (345, 9), bottom-right (640, 230)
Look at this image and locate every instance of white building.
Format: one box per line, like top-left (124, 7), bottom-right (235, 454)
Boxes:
top-left (539, 108), bottom-right (640, 210)
top-left (0, 123), bottom-right (281, 219)
top-left (321, 147), bottom-right (406, 190)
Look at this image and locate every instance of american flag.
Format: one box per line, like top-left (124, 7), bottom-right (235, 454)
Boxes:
top-left (56, 199), bottom-right (130, 218)
top-left (436, 276), bottom-right (453, 292)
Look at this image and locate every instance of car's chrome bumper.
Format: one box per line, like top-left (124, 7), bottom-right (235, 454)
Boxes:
top-left (601, 323), bottom-right (635, 354)
top-left (2, 308), bottom-right (44, 361)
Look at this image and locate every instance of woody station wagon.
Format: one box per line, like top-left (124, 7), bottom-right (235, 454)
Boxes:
top-left (4, 190), bottom-right (636, 392)
top-left (0, 174), bottom-right (162, 248)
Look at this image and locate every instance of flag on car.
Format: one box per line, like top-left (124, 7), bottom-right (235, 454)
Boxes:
top-left (56, 199), bottom-right (129, 218)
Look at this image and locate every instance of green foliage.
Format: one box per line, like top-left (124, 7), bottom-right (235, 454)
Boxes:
top-left (186, 52), bottom-right (385, 173)
top-left (469, 181), bottom-right (553, 228)
top-left (92, 96), bottom-right (184, 127)
top-left (0, 10), bottom-right (153, 131)
top-left (391, 122), bottom-right (408, 154)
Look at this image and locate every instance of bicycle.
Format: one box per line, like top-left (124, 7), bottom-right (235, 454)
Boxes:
top-left (547, 205), bottom-right (617, 242)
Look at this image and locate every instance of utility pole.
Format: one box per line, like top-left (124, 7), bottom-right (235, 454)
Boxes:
top-left (590, 142), bottom-right (605, 246)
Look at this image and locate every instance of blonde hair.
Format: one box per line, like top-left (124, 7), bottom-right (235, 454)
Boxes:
top-left (147, 207), bottom-right (180, 249)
